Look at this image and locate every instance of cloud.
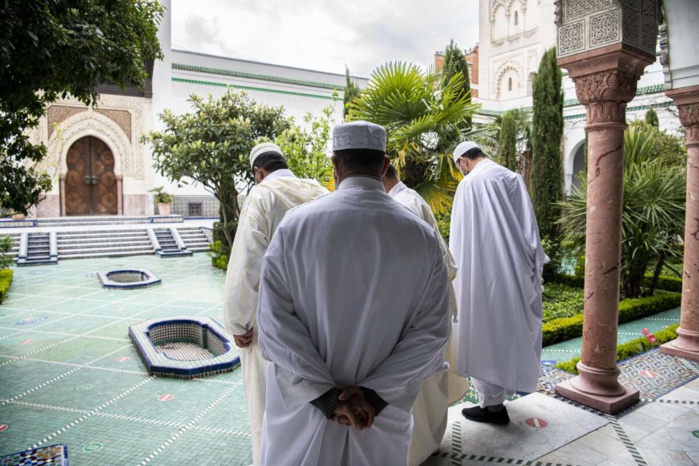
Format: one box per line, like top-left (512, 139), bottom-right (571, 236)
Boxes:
top-left (171, 0), bottom-right (479, 77)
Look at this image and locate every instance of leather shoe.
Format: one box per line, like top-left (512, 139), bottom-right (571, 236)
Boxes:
top-left (461, 405), bottom-right (510, 425)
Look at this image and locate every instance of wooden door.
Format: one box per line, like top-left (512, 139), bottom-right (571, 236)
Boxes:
top-left (64, 137), bottom-right (118, 216)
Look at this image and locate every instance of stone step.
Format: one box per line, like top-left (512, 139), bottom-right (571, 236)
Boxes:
top-left (58, 230), bottom-right (150, 239)
top-left (58, 236), bottom-right (150, 245)
top-left (59, 250), bottom-right (155, 260)
top-left (58, 242), bottom-right (153, 252)
top-left (36, 215), bottom-right (184, 227)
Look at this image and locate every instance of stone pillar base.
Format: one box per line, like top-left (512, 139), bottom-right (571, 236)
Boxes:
top-left (660, 327), bottom-right (699, 362)
top-left (555, 379), bottom-right (639, 414)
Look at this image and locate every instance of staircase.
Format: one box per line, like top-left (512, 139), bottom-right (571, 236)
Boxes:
top-left (177, 227), bottom-right (211, 252)
top-left (154, 228), bottom-right (192, 257)
top-left (57, 230), bottom-right (154, 259)
top-left (36, 215), bottom-right (184, 227)
top-left (1, 233), bottom-right (20, 260)
top-left (17, 233), bottom-right (56, 266)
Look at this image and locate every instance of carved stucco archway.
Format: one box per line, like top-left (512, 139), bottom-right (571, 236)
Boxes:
top-left (47, 110), bottom-right (131, 215)
top-left (494, 63), bottom-right (523, 99)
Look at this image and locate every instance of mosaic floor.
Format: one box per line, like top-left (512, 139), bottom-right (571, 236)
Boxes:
top-left (1, 254), bottom-right (697, 465)
top-left (0, 255), bottom-right (251, 465)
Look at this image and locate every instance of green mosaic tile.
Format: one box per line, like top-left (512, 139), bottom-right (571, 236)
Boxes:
top-left (87, 346), bottom-right (149, 373)
top-left (20, 370), bottom-right (147, 412)
top-left (86, 319), bottom-right (142, 340)
top-left (0, 403), bottom-right (84, 455)
top-left (48, 315), bottom-right (120, 335)
top-left (0, 331), bottom-right (68, 358)
top-left (147, 428), bottom-right (252, 466)
top-left (101, 377), bottom-right (232, 424)
top-left (194, 384), bottom-right (249, 431)
top-left (49, 415), bottom-right (179, 466)
top-left (0, 359), bottom-right (73, 401)
top-left (29, 298), bottom-right (100, 313)
top-left (32, 338), bottom-right (129, 365)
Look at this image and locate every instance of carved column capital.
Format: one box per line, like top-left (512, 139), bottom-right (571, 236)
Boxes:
top-left (667, 85), bottom-right (699, 148)
top-left (573, 69), bottom-right (640, 125)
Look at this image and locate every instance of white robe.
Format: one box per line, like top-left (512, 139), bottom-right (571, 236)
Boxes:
top-left (388, 182), bottom-right (469, 466)
top-left (257, 176), bottom-right (451, 466)
top-left (449, 159), bottom-right (547, 394)
top-left (223, 169), bottom-right (329, 466)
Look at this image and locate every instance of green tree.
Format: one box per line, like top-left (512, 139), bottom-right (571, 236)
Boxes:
top-left (498, 110), bottom-right (518, 172)
top-left (343, 67), bottom-right (361, 120)
top-left (144, 90), bottom-right (290, 250)
top-left (348, 62), bottom-right (479, 214)
top-left (277, 102), bottom-right (336, 188)
top-left (531, 47), bottom-right (564, 279)
top-left (560, 123), bottom-right (686, 298)
top-left (0, 235), bottom-right (13, 270)
top-left (442, 40), bottom-right (472, 129)
top-left (1, 0), bottom-right (163, 214)
top-left (645, 107), bottom-right (660, 128)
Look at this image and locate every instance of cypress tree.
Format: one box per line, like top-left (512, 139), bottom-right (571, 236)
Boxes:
top-left (498, 110), bottom-right (518, 172)
top-left (645, 107), bottom-right (659, 128)
top-left (343, 67), bottom-right (360, 119)
top-left (442, 40), bottom-right (472, 128)
top-left (531, 47), bottom-right (564, 278)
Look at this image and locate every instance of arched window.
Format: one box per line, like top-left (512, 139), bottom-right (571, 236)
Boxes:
top-left (508, 77), bottom-right (513, 91)
top-left (514, 11), bottom-right (519, 25)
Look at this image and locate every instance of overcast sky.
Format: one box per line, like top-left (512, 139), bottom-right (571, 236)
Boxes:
top-left (171, 0), bottom-right (480, 78)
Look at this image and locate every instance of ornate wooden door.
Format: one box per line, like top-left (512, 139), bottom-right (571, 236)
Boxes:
top-left (65, 137), bottom-right (118, 216)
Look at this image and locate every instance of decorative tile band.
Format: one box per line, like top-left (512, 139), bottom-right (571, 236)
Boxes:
top-left (172, 77), bottom-right (337, 101)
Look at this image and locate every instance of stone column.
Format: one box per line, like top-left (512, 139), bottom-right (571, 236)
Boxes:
top-left (661, 85), bottom-right (699, 362)
top-left (554, 46), bottom-right (653, 414)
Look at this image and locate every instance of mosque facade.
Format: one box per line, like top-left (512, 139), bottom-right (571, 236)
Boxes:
top-left (28, 0), bottom-right (366, 218)
top-left (476, 0), bottom-right (681, 193)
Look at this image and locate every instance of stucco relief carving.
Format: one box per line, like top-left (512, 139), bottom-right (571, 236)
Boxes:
top-left (589, 9), bottom-right (621, 47)
top-left (47, 110), bottom-right (131, 178)
top-left (573, 69), bottom-right (640, 124)
top-left (564, 0), bottom-right (613, 23)
top-left (494, 63), bottom-right (522, 99)
top-left (621, 9), bottom-right (640, 47)
top-left (559, 20), bottom-right (585, 55)
top-left (678, 104), bottom-right (699, 129)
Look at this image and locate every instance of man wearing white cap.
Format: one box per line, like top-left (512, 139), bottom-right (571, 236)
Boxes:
top-left (382, 164), bottom-right (468, 465)
top-left (223, 142), bottom-right (328, 465)
top-left (257, 121), bottom-right (450, 466)
top-left (449, 141), bottom-right (547, 425)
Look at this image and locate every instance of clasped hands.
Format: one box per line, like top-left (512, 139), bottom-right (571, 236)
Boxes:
top-left (329, 386), bottom-right (375, 432)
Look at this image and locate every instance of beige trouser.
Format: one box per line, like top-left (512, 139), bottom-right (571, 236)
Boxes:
top-left (471, 378), bottom-right (506, 408)
top-left (240, 330), bottom-right (268, 466)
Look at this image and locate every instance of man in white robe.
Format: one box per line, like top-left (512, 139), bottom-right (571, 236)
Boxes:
top-left (257, 121), bottom-right (451, 466)
top-left (449, 141), bottom-right (547, 425)
top-left (223, 142), bottom-right (329, 465)
top-left (382, 165), bottom-right (469, 465)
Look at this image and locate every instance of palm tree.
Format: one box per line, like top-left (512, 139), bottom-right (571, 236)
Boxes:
top-left (560, 123), bottom-right (686, 298)
top-left (347, 62), bottom-right (480, 215)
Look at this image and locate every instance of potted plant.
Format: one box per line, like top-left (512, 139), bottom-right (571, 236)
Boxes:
top-left (149, 187), bottom-right (174, 216)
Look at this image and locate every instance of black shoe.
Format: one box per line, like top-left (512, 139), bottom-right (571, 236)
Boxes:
top-left (461, 405), bottom-right (510, 425)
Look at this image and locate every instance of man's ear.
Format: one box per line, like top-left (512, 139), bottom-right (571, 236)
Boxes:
top-left (379, 156), bottom-right (391, 178)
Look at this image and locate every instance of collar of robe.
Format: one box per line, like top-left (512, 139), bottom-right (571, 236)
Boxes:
top-left (466, 158), bottom-right (492, 177)
top-left (262, 168), bottom-right (297, 183)
top-left (337, 175), bottom-right (384, 191)
top-left (387, 181), bottom-right (408, 198)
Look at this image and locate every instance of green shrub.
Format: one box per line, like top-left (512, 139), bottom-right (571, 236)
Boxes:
top-left (644, 274), bottom-right (682, 293)
top-left (543, 291), bottom-right (681, 346)
top-left (0, 235), bottom-right (13, 269)
top-left (208, 240), bottom-right (229, 271)
top-left (555, 324), bottom-right (680, 374)
top-left (542, 283), bottom-right (584, 322)
top-left (0, 269), bottom-right (13, 303)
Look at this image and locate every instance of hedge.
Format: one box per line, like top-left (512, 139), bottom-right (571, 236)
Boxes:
top-left (0, 269), bottom-right (13, 303)
top-left (553, 274), bottom-right (682, 293)
top-left (555, 324), bottom-right (680, 374)
top-left (542, 291), bottom-right (681, 346)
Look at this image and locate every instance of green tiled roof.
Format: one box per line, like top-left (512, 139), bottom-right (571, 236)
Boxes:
top-left (173, 63), bottom-right (346, 92)
top-left (172, 77), bottom-right (337, 101)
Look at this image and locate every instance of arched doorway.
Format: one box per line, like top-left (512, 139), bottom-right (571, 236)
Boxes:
top-left (571, 144), bottom-right (586, 192)
top-left (64, 136), bottom-right (118, 216)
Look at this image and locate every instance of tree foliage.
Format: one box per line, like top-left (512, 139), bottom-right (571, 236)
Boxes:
top-left (531, 47), bottom-right (564, 278)
top-left (277, 101), bottom-right (336, 188)
top-left (144, 90), bottom-right (290, 249)
top-left (645, 107), bottom-right (660, 128)
top-left (442, 40), bottom-right (472, 129)
top-left (343, 67), bottom-right (361, 119)
top-left (347, 62), bottom-right (479, 215)
top-left (498, 110), bottom-right (518, 172)
top-left (560, 123), bottom-right (686, 298)
top-left (1, 0), bottom-right (163, 214)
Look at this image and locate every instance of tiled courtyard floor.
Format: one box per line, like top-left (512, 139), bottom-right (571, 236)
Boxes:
top-left (1, 254), bottom-right (698, 465)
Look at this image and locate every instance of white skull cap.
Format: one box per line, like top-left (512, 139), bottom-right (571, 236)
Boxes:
top-left (249, 142), bottom-right (283, 168)
top-left (453, 141), bottom-right (481, 163)
top-left (332, 121), bottom-right (387, 152)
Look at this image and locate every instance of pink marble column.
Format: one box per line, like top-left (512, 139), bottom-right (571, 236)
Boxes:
top-left (555, 46), bottom-right (653, 414)
top-left (661, 86), bottom-right (699, 362)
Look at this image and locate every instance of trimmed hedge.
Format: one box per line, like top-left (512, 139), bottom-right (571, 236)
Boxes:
top-left (555, 324), bottom-right (680, 374)
top-left (553, 273), bottom-right (682, 293)
top-left (0, 269), bottom-right (13, 303)
top-left (542, 291), bottom-right (681, 346)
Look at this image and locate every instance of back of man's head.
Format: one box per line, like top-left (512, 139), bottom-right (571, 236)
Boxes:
top-left (331, 121), bottom-right (388, 178)
top-left (252, 151), bottom-right (288, 173)
top-left (384, 164), bottom-right (398, 180)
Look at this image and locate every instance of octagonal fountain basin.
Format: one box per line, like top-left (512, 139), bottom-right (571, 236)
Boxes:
top-left (98, 269), bottom-right (161, 289)
top-left (129, 317), bottom-right (239, 379)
